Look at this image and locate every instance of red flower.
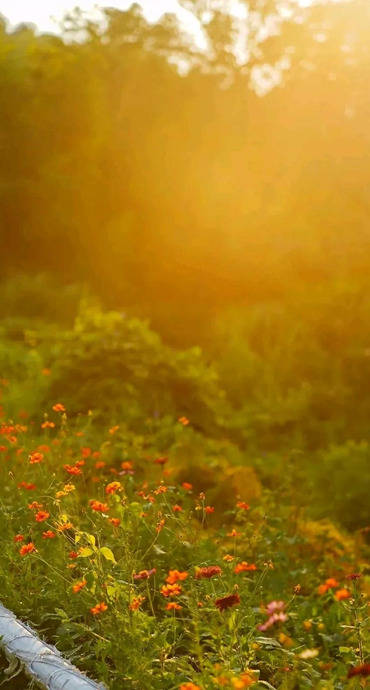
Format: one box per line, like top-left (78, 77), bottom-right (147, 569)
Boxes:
top-left (64, 464), bottom-right (82, 476)
top-left (42, 530), bottom-right (56, 539)
top-left (205, 506), bottom-right (215, 514)
top-left (347, 664), bottom-right (370, 678)
top-left (13, 534), bottom-right (24, 543)
top-left (19, 542), bottom-right (36, 556)
top-left (195, 566), bottom-right (222, 580)
top-left (108, 518), bottom-right (121, 527)
top-left (346, 573), bottom-right (362, 581)
top-left (236, 502), bottom-right (250, 510)
top-left (29, 452), bottom-right (44, 464)
top-left (182, 482), bottom-right (193, 491)
top-left (154, 456), bottom-right (168, 465)
top-left (35, 510), bottom-right (50, 522)
top-left (215, 593), bottom-right (241, 611)
top-left (89, 499), bottom-right (109, 512)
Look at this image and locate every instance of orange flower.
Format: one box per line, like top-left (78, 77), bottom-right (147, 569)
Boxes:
top-left (318, 577), bottom-right (340, 595)
top-left (28, 501), bottom-right (43, 510)
top-left (335, 588), bottom-right (350, 601)
top-left (166, 570), bottom-right (188, 584)
top-left (227, 529), bottom-right (241, 537)
top-left (205, 506), bottom-right (215, 514)
top-left (236, 502), bottom-right (250, 511)
top-left (108, 518), bottom-right (121, 527)
top-left (69, 551), bottom-right (79, 559)
top-left (41, 368), bottom-right (51, 376)
top-left (182, 482), bottom-right (193, 491)
top-left (81, 447), bottom-right (92, 458)
top-left (29, 452), bottom-right (44, 464)
top-left (121, 461), bottom-right (133, 470)
top-left (129, 596), bottom-right (145, 611)
top-left (57, 522), bottom-right (74, 532)
top-left (223, 554), bottom-right (234, 562)
top-left (166, 602), bottom-right (182, 610)
top-left (172, 505), bottom-right (183, 512)
top-left (89, 499), bottom-right (109, 513)
top-left (19, 542), bottom-right (36, 556)
top-left (178, 417), bottom-right (189, 425)
top-left (160, 584), bottom-right (182, 597)
top-left (156, 518), bottom-right (165, 533)
top-left (95, 461), bottom-right (106, 470)
top-left (154, 485), bottom-right (167, 495)
top-left (215, 593), bottom-right (240, 611)
top-left (179, 684), bottom-right (201, 690)
top-left (234, 562), bottom-right (257, 574)
top-left (55, 491), bottom-right (67, 499)
top-left (41, 421), bottom-right (55, 429)
top-left (231, 672), bottom-right (256, 688)
top-left (109, 425), bottom-right (119, 434)
top-left (72, 579), bottom-right (87, 594)
top-left (105, 481), bottom-right (122, 495)
top-left (195, 566), bottom-right (222, 580)
top-left (64, 464), bottom-right (82, 476)
top-left (42, 530), bottom-right (56, 539)
top-left (90, 602), bottom-right (108, 615)
top-left (35, 510), bottom-right (50, 522)
top-left (13, 534), bottom-right (24, 543)
top-left (52, 403), bottom-right (65, 412)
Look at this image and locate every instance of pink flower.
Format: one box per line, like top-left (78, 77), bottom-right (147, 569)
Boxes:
top-left (266, 600), bottom-right (285, 615)
top-left (258, 612), bottom-right (288, 631)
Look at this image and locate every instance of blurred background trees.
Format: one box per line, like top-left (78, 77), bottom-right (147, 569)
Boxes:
top-left (1, 0), bottom-right (369, 340)
top-left (1, 0), bottom-right (370, 528)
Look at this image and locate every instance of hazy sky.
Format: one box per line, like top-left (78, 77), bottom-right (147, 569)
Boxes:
top-left (1, 0), bottom-right (199, 33)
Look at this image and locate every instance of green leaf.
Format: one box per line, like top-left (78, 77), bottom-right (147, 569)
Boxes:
top-left (85, 533), bottom-right (96, 547)
top-left (100, 546), bottom-right (116, 563)
top-left (79, 547), bottom-right (94, 557)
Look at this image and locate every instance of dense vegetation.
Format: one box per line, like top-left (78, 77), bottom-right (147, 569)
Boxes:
top-left (1, 0), bottom-right (370, 333)
top-left (0, 286), bottom-right (369, 688)
top-left (0, 0), bottom-right (369, 687)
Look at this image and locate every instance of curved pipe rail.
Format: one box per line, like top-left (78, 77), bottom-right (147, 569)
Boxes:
top-left (0, 603), bottom-right (107, 689)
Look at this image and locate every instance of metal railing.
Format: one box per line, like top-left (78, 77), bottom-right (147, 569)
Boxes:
top-left (0, 604), bottom-right (107, 689)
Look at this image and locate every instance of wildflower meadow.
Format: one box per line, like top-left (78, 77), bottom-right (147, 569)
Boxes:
top-left (0, 293), bottom-right (368, 689)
